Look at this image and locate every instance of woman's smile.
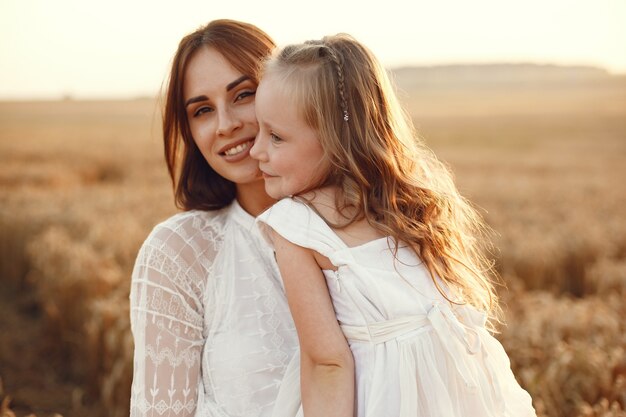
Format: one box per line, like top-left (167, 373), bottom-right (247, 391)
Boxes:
top-left (219, 138), bottom-right (255, 161)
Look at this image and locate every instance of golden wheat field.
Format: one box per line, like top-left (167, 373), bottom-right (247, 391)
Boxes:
top-left (0, 67), bottom-right (625, 417)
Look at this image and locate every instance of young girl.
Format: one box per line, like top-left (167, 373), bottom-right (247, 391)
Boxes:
top-left (250, 34), bottom-right (536, 417)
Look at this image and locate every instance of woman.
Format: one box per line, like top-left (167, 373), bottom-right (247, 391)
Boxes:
top-left (129, 20), bottom-right (298, 417)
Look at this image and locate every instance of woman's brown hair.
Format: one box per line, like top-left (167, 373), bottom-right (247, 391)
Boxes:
top-left (163, 19), bottom-right (275, 210)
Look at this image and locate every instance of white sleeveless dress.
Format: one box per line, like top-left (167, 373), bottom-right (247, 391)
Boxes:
top-left (257, 198), bottom-right (536, 417)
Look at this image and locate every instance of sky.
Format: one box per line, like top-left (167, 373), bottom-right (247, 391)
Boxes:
top-left (1, 0), bottom-right (624, 100)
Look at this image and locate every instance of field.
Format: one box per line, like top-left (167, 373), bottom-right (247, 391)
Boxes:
top-left (1, 66), bottom-right (625, 417)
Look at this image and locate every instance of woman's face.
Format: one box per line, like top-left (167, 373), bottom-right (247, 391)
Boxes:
top-left (183, 46), bottom-right (262, 186)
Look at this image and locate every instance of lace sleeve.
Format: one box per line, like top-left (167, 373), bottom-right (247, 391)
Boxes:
top-left (129, 213), bottom-right (218, 416)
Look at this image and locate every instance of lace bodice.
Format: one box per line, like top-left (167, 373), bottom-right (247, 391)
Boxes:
top-left (130, 201), bottom-right (298, 417)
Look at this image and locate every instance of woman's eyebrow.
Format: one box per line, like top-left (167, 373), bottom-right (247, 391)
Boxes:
top-left (184, 76), bottom-right (251, 108)
top-left (226, 75), bottom-right (250, 91)
top-left (185, 95), bottom-right (208, 108)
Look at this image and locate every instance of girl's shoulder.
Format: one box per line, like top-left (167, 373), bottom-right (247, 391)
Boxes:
top-left (259, 196), bottom-right (330, 231)
top-left (258, 197), bottom-right (313, 231)
top-left (258, 196), bottom-right (364, 264)
top-left (295, 189), bottom-right (387, 249)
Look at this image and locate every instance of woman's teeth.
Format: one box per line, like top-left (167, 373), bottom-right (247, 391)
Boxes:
top-left (224, 141), bottom-right (251, 156)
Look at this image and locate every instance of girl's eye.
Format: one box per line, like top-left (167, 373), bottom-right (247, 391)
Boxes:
top-left (270, 133), bottom-right (283, 144)
top-left (193, 106), bottom-right (213, 117)
top-left (235, 90), bottom-right (256, 102)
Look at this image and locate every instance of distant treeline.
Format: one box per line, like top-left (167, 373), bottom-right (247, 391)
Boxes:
top-left (389, 63), bottom-right (625, 90)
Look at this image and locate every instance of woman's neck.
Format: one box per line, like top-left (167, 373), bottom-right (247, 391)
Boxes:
top-left (236, 180), bottom-right (276, 217)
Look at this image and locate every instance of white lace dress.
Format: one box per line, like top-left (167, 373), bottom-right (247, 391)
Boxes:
top-left (130, 201), bottom-right (298, 417)
top-left (257, 198), bottom-right (536, 417)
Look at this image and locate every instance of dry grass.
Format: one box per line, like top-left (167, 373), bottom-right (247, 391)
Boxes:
top-left (0, 75), bottom-right (625, 416)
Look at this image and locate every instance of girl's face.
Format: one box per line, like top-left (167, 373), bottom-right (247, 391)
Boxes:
top-left (251, 75), bottom-right (327, 199)
top-left (183, 46), bottom-right (263, 186)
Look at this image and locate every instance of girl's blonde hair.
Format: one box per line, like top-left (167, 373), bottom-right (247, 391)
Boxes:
top-left (263, 34), bottom-right (500, 319)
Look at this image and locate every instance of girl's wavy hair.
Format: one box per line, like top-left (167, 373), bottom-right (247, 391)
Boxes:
top-left (162, 19), bottom-right (275, 210)
top-left (263, 34), bottom-right (501, 321)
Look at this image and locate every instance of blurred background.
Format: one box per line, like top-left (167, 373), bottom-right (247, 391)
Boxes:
top-left (1, 1), bottom-right (625, 416)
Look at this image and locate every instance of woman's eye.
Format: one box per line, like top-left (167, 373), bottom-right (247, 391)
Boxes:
top-left (193, 106), bottom-right (213, 117)
top-left (270, 133), bottom-right (283, 144)
top-left (235, 90), bottom-right (256, 102)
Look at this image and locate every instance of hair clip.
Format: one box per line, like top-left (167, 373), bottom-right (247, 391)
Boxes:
top-left (343, 110), bottom-right (349, 122)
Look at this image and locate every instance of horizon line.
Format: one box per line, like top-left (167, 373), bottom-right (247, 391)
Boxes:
top-left (1, 62), bottom-right (624, 102)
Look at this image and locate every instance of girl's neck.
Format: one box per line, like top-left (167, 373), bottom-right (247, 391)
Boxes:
top-left (303, 185), bottom-right (386, 247)
top-left (302, 186), bottom-right (348, 222)
top-left (236, 180), bottom-right (276, 217)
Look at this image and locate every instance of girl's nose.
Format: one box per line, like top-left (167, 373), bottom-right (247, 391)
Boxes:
top-left (250, 132), bottom-right (267, 161)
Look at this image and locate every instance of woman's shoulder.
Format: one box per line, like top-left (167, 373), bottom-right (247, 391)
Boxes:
top-left (143, 207), bottom-right (232, 251)
top-left (155, 207), bottom-right (230, 234)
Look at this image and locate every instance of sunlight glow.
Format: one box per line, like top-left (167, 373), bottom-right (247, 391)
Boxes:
top-left (1, 0), bottom-right (624, 99)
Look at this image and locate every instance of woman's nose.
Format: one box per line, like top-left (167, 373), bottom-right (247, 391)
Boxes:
top-left (216, 107), bottom-right (242, 136)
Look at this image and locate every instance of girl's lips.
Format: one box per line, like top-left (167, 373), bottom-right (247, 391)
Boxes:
top-left (262, 173), bottom-right (273, 179)
top-left (260, 170), bottom-right (276, 178)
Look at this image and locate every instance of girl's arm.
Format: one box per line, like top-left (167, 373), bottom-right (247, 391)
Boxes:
top-left (272, 230), bottom-right (355, 417)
